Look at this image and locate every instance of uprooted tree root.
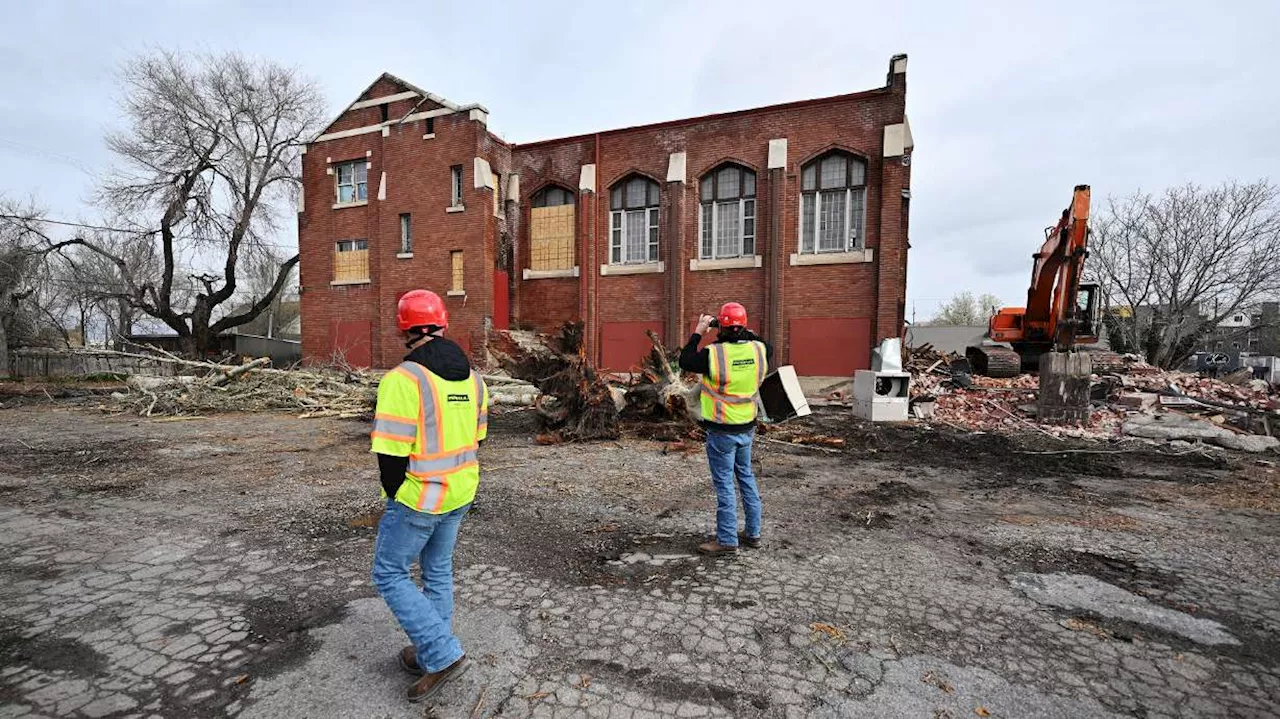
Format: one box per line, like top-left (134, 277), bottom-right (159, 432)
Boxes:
top-left (490, 322), bottom-right (619, 441)
top-left (490, 324), bottom-right (698, 442)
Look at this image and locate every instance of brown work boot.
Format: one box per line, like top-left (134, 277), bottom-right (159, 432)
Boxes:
top-left (398, 646), bottom-right (423, 676)
top-left (697, 540), bottom-right (738, 556)
top-left (738, 533), bottom-right (761, 549)
top-left (406, 654), bottom-right (470, 703)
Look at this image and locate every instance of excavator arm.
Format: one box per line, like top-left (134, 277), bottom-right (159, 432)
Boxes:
top-left (968, 185), bottom-right (1100, 377)
top-left (1023, 185), bottom-right (1097, 349)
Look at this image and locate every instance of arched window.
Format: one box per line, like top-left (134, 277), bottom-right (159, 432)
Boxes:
top-left (532, 185), bottom-right (575, 208)
top-left (699, 164), bottom-right (756, 260)
top-left (800, 152), bottom-right (866, 254)
top-left (529, 185), bottom-right (576, 272)
top-left (609, 175), bottom-right (660, 264)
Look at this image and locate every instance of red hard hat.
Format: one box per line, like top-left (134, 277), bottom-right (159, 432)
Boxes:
top-left (717, 302), bottom-right (748, 329)
top-left (397, 290), bottom-right (448, 331)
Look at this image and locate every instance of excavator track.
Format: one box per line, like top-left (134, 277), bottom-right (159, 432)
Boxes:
top-left (966, 345), bottom-right (1023, 378)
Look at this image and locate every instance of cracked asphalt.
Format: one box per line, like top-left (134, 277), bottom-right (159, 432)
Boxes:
top-left (0, 403), bottom-right (1277, 718)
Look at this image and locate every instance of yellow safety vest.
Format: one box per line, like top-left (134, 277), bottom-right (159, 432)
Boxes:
top-left (700, 340), bottom-right (767, 425)
top-left (370, 361), bottom-right (489, 514)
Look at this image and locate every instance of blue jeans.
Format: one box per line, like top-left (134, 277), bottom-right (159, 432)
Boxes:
top-left (705, 428), bottom-right (762, 546)
top-left (371, 499), bottom-right (469, 673)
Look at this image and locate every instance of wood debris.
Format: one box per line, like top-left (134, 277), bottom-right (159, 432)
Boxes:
top-left (99, 352), bottom-right (380, 418)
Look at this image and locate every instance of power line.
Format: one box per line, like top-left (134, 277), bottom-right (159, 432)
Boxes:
top-left (0, 138), bottom-right (96, 174)
top-left (0, 213), bottom-right (299, 252)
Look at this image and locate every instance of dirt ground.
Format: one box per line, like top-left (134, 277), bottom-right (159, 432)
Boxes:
top-left (0, 386), bottom-right (1277, 718)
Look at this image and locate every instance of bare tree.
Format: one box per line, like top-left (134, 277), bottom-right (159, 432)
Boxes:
top-left (9, 51), bottom-right (324, 357)
top-left (1090, 180), bottom-right (1280, 368)
top-left (0, 205), bottom-right (92, 375)
top-left (58, 230), bottom-right (159, 349)
top-left (230, 247), bottom-right (299, 338)
top-left (929, 291), bottom-right (1003, 325)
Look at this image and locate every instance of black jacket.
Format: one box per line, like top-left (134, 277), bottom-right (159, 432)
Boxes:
top-left (678, 330), bottom-right (773, 434)
top-left (376, 337), bottom-right (474, 498)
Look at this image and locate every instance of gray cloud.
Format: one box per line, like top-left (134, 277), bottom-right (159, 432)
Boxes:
top-left (2, 0), bottom-right (1276, 317)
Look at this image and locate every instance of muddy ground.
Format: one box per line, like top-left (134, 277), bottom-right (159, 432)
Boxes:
top-left (0, 388), bottom-right (1277, 718)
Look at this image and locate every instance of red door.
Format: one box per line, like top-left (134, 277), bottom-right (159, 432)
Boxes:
top-left (789, 317), bottom-right (871, 376)
top-left (331, 319), bottom-right (372, 368)
top-left (599, 321), bottom-right (664, 372)
top-left (493, 270), bottom-right (510, 331)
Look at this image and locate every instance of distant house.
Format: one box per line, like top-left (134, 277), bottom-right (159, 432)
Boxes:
top-left (124, 333), bottom-right (230, 357)
top-left (228, 300), bottom-right (301, 340)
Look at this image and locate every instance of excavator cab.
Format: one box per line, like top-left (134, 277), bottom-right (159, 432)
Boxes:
top-left (1071, 283), bottom-right (1100, 342)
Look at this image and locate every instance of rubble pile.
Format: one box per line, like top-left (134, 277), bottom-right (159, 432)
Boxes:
top-left (904, 348), bottom-right (1278, 449)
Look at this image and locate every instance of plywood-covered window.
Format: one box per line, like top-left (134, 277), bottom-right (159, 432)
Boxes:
top-left (450, 250), bottom-right (464, 293)
top-left (334, 239), bottom-right (369, 283)
top-left (529, 186), bottom-right (576, 272)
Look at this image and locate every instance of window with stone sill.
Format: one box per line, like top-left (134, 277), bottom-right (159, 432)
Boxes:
top-left (608, 175), bottom-right (660, 265)
top-left (699, 164), bottom-right (756, 260)
top-left (800, 152), bottom-right (866, 254)
top-left (335, 160), bottom-right (367, 204)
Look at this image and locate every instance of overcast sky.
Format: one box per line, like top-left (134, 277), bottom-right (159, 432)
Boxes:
top-left (2, 0), bottom-right (1277, 321)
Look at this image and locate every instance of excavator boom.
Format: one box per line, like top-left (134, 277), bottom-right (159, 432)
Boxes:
top-left (966, 185), bottom-right (1101, 377)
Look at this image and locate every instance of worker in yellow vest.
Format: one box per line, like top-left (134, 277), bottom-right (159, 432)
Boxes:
top-left (679, 302), bottom-right (771, 556)
top-left (370, 289), bottom-right (489, 703)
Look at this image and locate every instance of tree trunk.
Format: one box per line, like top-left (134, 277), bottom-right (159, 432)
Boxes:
top-left (114, 298), bottom-right (131, 351)
top-left (0, 313), bottom-right (9, 378)
top-left (0, 286), bottom-right (13, 377)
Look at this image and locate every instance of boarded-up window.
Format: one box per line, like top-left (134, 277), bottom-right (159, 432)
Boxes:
top-left (530, 186), bottom-right (576, 271)
top-left (334, 239), bottom-right (369, 283)
top-left (451, 250), bottom-right (464, 292)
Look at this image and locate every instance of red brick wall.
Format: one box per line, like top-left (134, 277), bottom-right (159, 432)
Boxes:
top-left (300, 86), bottom-right (496, 368)
top-left (510, 70), bottom-right (908, 370)
top-left (301, 63), bottom-right (910, 372)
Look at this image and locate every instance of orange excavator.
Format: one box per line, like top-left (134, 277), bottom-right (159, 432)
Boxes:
top-left (966, 185), bottom-right (1102, 377)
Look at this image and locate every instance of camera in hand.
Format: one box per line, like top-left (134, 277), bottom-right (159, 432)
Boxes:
top-left (708, 318), bottom-right (720, 328)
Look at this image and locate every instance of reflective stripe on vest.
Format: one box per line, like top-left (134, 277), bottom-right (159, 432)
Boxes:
top-left (473, 373), bottom-right (488, 434)
top-left (372, 412), bottom-right (418, 443)
top-left (396, 362), bottom-right (482, 513)
top-left (700, 341), bottom-right (767, 424)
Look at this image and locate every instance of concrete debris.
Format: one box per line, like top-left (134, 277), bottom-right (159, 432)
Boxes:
top-left (1214, 433), bottom-right (1280, 453)
top-left (900, 346), bottom-right (1278, 450)
top-left (1009, 572), bottom-right (1239, 646)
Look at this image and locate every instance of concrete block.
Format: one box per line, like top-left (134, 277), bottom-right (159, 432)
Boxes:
top-left (1038, 352), bottom-right (1092, 424)
top-left (1117, 392), bottom-right (1158, 410)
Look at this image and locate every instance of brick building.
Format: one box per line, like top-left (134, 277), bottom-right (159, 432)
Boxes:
top-left (298, 54), bottom-right (913, 374)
